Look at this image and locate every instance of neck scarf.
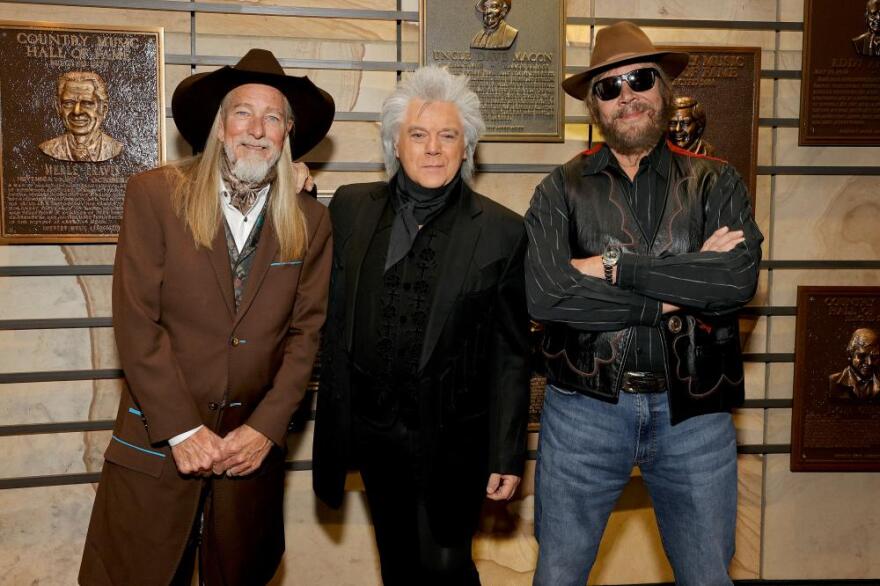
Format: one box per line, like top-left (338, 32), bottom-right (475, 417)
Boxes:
top-left (219, 151), bottom-right (277, 215)
top-left (385, 169), bottom-right (461, 271)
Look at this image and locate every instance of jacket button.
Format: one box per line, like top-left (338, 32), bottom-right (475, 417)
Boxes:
top-left (667, 316), bottom-right (683, 334)
top-left (209, 402), bottom-right (219, 410)
top-left (231, 337), bottom-right (240, 347)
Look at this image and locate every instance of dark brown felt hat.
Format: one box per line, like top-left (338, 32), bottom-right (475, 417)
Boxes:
top-left (562, 21), bottom-right (689, 100)
top-left (172, 49), bottom-right (335, 159)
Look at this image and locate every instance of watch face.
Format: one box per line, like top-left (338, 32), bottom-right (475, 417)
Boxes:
top-left (604, 248), bottom-right (620, 263)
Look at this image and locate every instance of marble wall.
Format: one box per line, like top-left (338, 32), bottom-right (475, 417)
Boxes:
top-left (1, 0), bottom-right (879, 584)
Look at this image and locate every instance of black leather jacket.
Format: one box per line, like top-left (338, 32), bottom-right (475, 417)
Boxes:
top-left (526, 142), bottom-right (763, 424)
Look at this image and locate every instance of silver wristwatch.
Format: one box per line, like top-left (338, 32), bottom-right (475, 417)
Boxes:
top-left (601, 247), bottom-right (621, 284)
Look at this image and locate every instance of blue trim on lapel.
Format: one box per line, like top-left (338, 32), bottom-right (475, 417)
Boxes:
top-left (111, 435), bottom-right (166, 458)
top-left (270, 260), bottom-right (303, 266)
top-left (128, 407), bottom-right (143, 416)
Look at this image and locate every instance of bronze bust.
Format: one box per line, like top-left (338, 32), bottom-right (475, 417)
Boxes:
top-left (470, 0), bottom-right (519, 50)
top-left (668, 96), bottom-right (715, 156)
top-left (829, 327), bottom-right (880, 401)
top-left (39, 71), bottom-right (123, 163)
top-left (853, 0), bottom-right (880, 57)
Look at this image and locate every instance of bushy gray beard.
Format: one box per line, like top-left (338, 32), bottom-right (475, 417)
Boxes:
top-left (223, 141), bottom-right (280, 183)
top-left (598, 100), bottom-right (670, 156)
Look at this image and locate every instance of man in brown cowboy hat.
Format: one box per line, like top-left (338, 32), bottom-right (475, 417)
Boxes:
top-left (525, 21), bottom-right (762, 585)
top-left (78, 49), bottom-right (334, 585)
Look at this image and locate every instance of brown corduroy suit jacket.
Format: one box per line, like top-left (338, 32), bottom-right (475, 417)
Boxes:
top-left (78, 165), bottom-right (332, 585)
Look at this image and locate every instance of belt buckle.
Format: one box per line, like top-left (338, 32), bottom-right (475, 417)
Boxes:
top-left (621, 371), bottom-right (665, 394)
top-left (621, 371), bottom-right (641, 393)
top-left (621, 383), bottom-right (638, 394)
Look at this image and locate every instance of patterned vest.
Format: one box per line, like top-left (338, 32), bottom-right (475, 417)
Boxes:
top-left (223, 198), bottom-right (270, 312)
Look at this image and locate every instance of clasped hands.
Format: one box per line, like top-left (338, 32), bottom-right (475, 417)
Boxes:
top-left (570, 226), bottom-right (744, 313)
top-left (170, 424), bottom-right (272, 478)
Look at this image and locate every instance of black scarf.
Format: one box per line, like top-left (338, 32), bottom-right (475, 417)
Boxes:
top-left (384, 169), bottom-right (461, 271)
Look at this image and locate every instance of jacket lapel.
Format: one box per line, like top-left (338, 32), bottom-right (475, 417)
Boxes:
top-left (206, 225), bottom-right (236, 318)
top-left (344, 184), bottom-right (389, 351)
top-left (418, 184), bottom-right (483, 370)
top-left (233, 216), bottom-right (279, 328)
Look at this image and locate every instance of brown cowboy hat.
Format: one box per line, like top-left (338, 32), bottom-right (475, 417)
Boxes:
top-left (562, 21), bottom-right (689, 100)
top-left (172, 48), bottom-right (335, 159)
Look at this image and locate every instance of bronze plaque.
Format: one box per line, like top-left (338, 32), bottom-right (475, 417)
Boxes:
top-left (658, 46), bottom-right (761, 200)
top-left (791, 286), bottom-right (880, 472)
top-left (800, 0), bottom-right (880, 145)
top-left (0, 21), bottom-right (165, 243)
top-left (421, 0), bottom-right (564, 142)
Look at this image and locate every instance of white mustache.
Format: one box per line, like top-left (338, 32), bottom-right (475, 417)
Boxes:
top-left (236, 138), bottom-right (275, 150)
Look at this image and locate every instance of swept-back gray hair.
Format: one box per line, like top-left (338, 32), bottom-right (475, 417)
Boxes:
top-left (380, 65), bottom-right (485, 182)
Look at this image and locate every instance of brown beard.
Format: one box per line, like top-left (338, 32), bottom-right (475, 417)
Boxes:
top-left (598, 99), bottom-right (670, 156)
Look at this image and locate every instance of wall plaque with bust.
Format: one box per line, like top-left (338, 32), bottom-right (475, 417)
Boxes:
top-left (800, 0), bottom-right (880, 145)
top-left (791, 286), bottom-right (880, 472)
top-left (0, 21), bottom-right (164, 243)
top-left (656, 45), bottom-right (760, 202)
top-left (421, 0), bottom-right (564, 142)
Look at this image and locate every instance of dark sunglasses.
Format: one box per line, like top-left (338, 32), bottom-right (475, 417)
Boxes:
top-left (592, 67), bottom-right (659, 101)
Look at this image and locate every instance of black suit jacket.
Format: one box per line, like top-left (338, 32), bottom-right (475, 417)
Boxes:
top-left (313, 180), bottom-right (530, 531)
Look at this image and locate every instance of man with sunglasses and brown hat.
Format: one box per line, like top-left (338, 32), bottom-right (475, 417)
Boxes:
top-left (525, 22), bottom-right (762, 585)
top-left (78, 49), bottom-right (334, 585)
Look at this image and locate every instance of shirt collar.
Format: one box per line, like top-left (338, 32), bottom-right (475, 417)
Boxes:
top-left (218, 178), bottom-right (271, 216)
top-left (219, 178), bottom-right (271, 200)
top-left (581, 138), bottom-right (670, 179)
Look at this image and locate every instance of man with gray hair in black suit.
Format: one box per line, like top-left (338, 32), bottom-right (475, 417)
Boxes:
top-left (313, 65), bottom-right (530, 585)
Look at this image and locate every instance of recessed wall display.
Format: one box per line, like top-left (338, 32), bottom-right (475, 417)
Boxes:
top-left (791, 286), bottom-right (880, 472)
top-left (658, 45), bottom-right (761, 201)
top-left (800, 0), bottom-right (880, 145)
top-left (0, 21), bottom-right (164, 243)
top-left (421, 0), bottom-right (564, 142)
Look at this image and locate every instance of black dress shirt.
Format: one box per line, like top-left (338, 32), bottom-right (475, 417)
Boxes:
top-left (605, 141), bottom-right (669, 372)
top-left (351, 190), bottom-right (458, 426)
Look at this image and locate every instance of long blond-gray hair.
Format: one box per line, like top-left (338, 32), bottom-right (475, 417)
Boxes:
top-left (170, 109), bottom-right (308, 261)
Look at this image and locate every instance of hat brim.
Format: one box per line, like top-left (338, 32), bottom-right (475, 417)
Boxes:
top-left (172, 67), bottom-right (335, 160)
top-left (562, 51), bottom-right (690, 101)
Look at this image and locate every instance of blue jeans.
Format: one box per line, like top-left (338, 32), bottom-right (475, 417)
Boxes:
top-left (534, 385), bottom-right (737, 586)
